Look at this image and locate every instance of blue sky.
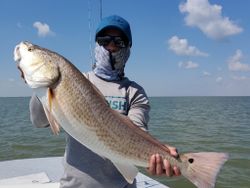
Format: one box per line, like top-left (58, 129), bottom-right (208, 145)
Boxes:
top-left (1, 0), bottom-right (250, 97)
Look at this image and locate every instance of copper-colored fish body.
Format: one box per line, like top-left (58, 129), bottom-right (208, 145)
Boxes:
top-left (14, 41), bottom-right (228, 188)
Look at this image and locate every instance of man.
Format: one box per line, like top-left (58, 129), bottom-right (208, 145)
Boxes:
top-left (30, 15), bottom-right (180, 188)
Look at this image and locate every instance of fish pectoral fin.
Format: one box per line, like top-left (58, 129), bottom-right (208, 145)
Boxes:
top-left (43, 87), bottom-right (60, 135)
top-left (112, 161), bottom-right (138, 184)
top-left (43, 106), bottom-right (60, 135)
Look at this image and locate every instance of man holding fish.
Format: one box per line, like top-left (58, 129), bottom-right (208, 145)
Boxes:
top-left (29, 15), bottom-right (180, 187)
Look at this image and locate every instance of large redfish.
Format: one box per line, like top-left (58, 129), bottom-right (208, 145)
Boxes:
top-left (14, 41), bottom-right (228, 188)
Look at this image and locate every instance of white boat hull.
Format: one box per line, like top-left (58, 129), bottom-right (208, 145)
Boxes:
top-left (0, 157), bottom-right (169, 188)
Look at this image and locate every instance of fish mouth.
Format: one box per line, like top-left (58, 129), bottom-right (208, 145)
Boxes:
top-left (14, 43), bottom-right (26, 82)
top-left (17, 65), bottom-right (25, 80)
top-left (14, 44), bottom-right (21, 62)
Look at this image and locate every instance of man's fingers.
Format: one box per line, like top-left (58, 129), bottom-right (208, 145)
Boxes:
top-left (148, 154), bottom-right (156, 175)
top-left (155, 154), bottom-right (163, 175)
top-left (148, 151), bottom-right (181, 177)
top-left (173, 166), bottom-right (181, 176)
top-left (163, 159), bottom-right (173, 177)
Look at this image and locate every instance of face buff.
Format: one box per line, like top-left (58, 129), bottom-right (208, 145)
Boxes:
top-left (93, 43), bottom-right (130, 81)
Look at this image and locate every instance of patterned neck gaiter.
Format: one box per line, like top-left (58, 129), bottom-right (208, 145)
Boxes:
top-left (93, 43), bottom-right (130, 81)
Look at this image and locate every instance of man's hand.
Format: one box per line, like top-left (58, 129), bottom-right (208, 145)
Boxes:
top-left (147, 145), bottom-right (181, 177)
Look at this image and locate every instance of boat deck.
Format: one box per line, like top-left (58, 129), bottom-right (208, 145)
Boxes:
top-left (0, 157), bottom-right (169, 188)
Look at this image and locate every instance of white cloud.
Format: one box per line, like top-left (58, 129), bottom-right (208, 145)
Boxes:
top-left (168, 36), bottom-right (208, 56)
top-left (228, 50), bottom-right (250, 72)
top-left (203, 71), bottom-right (211, 76)
top-left (178, 61), bottom-right (199, 69)
top-left (216, 76), bottom-right (223, 83)
top-left (33, 21), bottom-right (55, 37)
top-left (232, 76), bottom-right (248, 81)
top-left (179, 0), bottom-right (243, 39)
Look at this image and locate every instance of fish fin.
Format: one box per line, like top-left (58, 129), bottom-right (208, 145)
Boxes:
top-left (180, 152), bottom-right (229, 188)
top-left (112, 161), bottom-right (138, 184)
top-left (48, 88), bottom-right (53, 111)
top-left (42, 88), bottom-right (60, 135)
top-left (43, 107), bottom-right (61, 135)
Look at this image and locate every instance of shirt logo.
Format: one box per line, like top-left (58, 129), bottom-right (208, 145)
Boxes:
top-left (105, 96), bottom-right (127, 114)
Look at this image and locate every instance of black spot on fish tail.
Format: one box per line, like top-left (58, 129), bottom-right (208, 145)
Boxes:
top-left (188, 158), bottom-right (194, 163)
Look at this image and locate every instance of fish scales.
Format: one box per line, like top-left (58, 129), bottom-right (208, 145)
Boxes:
top-left (14, 41), bottom-right (228, 188)
top-left (50, 58), bottom-right (167, 163)
top-left (57, 62), bottom-right (167, 164)
top-left (45, 58), bottom-right (149, 163)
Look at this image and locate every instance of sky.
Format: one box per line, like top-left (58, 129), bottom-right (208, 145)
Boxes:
top-left (1, 0), bottom-right (250, 97)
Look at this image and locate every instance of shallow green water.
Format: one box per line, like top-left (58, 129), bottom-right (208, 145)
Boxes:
top-left (0, 97), bottom-right (249, 188)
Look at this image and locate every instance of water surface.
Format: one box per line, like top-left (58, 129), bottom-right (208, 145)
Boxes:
top-left (0, 97), bottom-right (249, 188)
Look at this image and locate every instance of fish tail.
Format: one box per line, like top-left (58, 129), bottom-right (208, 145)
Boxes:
top-left (180, 152), bottom-right (228, 188)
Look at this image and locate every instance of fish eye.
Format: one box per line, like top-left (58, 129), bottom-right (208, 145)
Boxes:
top-left (27, 45), bottom-right (34, 52)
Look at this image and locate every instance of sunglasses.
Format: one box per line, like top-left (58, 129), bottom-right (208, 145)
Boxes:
top-left (96, 35), bottom-right (127, 48)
